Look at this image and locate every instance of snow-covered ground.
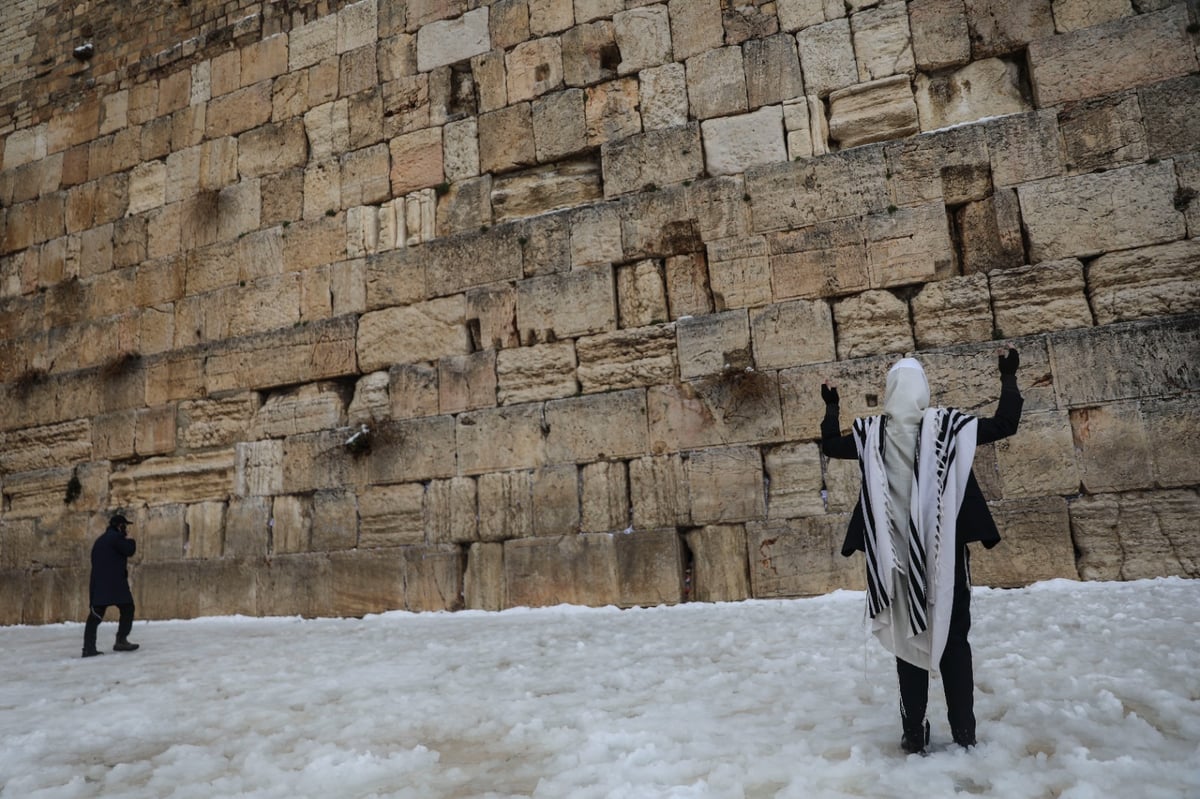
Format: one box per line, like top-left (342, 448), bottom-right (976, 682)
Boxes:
top-left (2, 578), bottom-right (1197, 799)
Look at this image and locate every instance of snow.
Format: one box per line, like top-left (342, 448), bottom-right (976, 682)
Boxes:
top-left (2, 578), bottom-right (1198, 799)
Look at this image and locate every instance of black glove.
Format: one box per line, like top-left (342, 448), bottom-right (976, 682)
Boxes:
top-left (998, 348), bottom-right (1019, 376)
top-left (821, 382), bottom-right (839, 405)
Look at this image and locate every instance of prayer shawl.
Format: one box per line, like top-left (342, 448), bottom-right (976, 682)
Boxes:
top-left (852, 407), bottom-right (978, 672)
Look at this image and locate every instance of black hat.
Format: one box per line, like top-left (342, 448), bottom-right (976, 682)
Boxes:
top-left (110, 513), bottom-right (131, 526)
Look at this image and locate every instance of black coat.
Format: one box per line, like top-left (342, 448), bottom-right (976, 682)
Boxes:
top-left (821, 374), bottom-right (1024, 558)
top-left (89, 523), bottom-right (137, 605)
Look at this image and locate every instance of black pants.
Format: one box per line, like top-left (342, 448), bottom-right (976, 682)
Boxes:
top-left (84, 603), bottom-right (135, 651)
top-left (896, 545), bottom-right (976, 743)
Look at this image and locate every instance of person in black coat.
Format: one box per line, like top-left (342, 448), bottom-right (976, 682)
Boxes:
top-left (82, 513), bottom-right (140, 657)
top-left (820, 349), bottom-right (1022, 753)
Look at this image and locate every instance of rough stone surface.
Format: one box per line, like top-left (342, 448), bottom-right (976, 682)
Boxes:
top-left (1087, 240), bottom-right (1200, 325)
top-left (684, 525), bottom-right (750, 602)
top-left (1070, 490), bottom-right (1200, 580)
top-left (914, 58), bottom-right (1028, 133)
top-left (990, 259), bottom-right (1094, 339)
top-left (969, 497), bottom-right (1079, 587)
top-left (828, 75), bottom-right (919, 150)
top-left (748, 516), bottom-right (864, 597)
top-left (701, 106), bottom-right (787, 178)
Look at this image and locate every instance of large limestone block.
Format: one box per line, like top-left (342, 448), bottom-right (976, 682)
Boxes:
top-left (970, 497), bottom-right (1078, 587)
top-left (465, 541), bottom-right (506, 610)
top-left (686, 445), bottom-right (766, 525)
top-left (389, 362), bottom-right (440, 419)
top-left (612, 5), bottom-right (671, 75)
top-left (532, 463), bottom-right (581, 536)
top-left (0, 420), bottom-right (91, 474)
top-left (467, 284), bottom-right (521, 351)
top-left (404, 544), bottom-right (465, 612)
top-left (797, 18), bottom-right (858, 97)
top-left (1018, 162), bottom-right (1185, 262)
top-left (747, 515), bottom-right (863, 597)
top-left (581, 461), bottom-right (629, 533)
top-left (178, 393), bottom-right (259, 450)
top-left (1070, 402), bottom-right (1154, 493)
top-left (110, 451), bottom-right (235, 508)
top-left (504, 533), bottom-right (619, 606)
top-left (0, 571), bottom-right (28, 624)
top-left (676, 311), bottom-right (752, 380)
top-left (749, 299), bottom-right (836, 370)
top-left (562, 20), bottom-right (618, 87)
top-left (256, 554), bottom-right (334, 618)
top-left (963, 0), bottom-right (1054, 59)
top-left (357, 296), bottom-right (469, 372)
top-left (544, 389), bottom-right (649, 463)
top-left (832, 289), bottom-right (914, 359)
top-left (347, 371), bottom-right (392, 425)
top-left (458, 404), bottom-right (547, 474)
top-left (994, 410), bottom-right (1081, 498)
top-left (909, 0), bottom-right (970, 71)
top-left (957, 189), bottom-right (1024, 275)
top-left (584, 77), bottom-right (642, 147)
top-left (366, 415), bottom-right (458, 484)
top-left (359, 483), bottom-right (426, 547)
top-left (684, 524), bottom-right (750, 602)
top-left (706, 236), bottom-right (772, 310)
top-left (237, 120), bottom-right (307, 179)
top-left (828, 75), bottom-right (918, 150)
top-left (137, 504), bottom-right (187, 562)
top-left (416, 8), bottom-right (491, 72)
top-left (1051, 0), bottom-right (1132, 32)
top-left (389, 127), bottom-right (444, 196)
top-left (576, 324), bottom-right (678, 393)
top-left (668, 0), bottom-right (723, 61)
top-left (438, 351), bottom-right (497, 414)
top-left (702, 106), bottom-right (787, 177)
top-left (531, 89), bottom-right (587, 162)
top-left (205, 316), bottom-right (358, 393)
top-left (497, 341), bottom-right (579, 405)
top-left (648, 371), bottom-right (783, 452)
top-left (516, 263), bottom-right (616, 343)
top-left (615, 527), bottom-right (684, 606)
top-left (744, 34), bottom-right (805, 110)
top-left (911, 273), bottom-right (993, 348)
top-left (629, 454), bottom-right (690, 528)
top-left (329, 548), bottom-right (405, 616)
top-left (914, 58), bottom-right (1028, 133)
top-left (1070, 490), bottom-right (1199, 580)
top-left (478, 104), bottom-right (538, 174)
top-left (184, 501), bottom-right (227, 559)
top-left (290, 13), bottom-right (338, 70)
top-left (1028, 4), bottom-right (1197, 107)
top-left (311, 489), bottom-right (359, 551)
top-left (746, 146), bottom-right (889, 232)
top-left (1143, 395), bottom-right (1200, 488)
top-left (281, 430), bottom-right (368, 493)
top-left (235, 439), bottom-right (284, 498)
top-left (616, 259), bottom-right (669, 327)
top-left (991, 259), bottom-right (1094, 338)
top-left (640, 63), bottom-right (689, 131)
top-left (427, 476), bottom-right (478, 544)
top-left (601, 123), bottom-right (704, 198)
top-left (1087, 240), bottom-right (1200, 325)
top-left (916, 340), bottom-right (1058, 414)
top-left (763, 442), bottom-right (825, 519)
top-left (398, 227), bottom-right (522, 301)
top-left (205, 83), bottom-right (273, 139)
top-left (25, 566), bottom-right (89, 624)
top-left (478, 470), bottom-right (534, 541)
top-left (1141, 75), bottom-right (1200, 161)
top-left (685, 47), bottom-right (749, 121)
top-left (251, 382), bottom-right (346, 439)
top-left (225, 496), bottom-right (272, 558)
top-left (135, 558), bottom-right (259, 619)
top-left (271, 494), bottom-right (312, 554)
top-left (491, 159), bottom-right (603, 222)
top-left (507, 37), bottom-right (564, 104)
top-left (850, 2), bottom-right (914, 82)
top-left (1058, 92), bottom-right (1147, 174)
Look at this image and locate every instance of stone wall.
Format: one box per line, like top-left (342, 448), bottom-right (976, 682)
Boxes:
top-left (2, 0), bottom-right (1198, 625)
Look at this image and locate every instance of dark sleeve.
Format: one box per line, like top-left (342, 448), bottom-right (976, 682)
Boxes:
top-left (975, 374), bottom-right (1023, 445)
top-left (820, 404), bottom-right (858, 460)
top-left (116, 537), bottom-right (136, 557)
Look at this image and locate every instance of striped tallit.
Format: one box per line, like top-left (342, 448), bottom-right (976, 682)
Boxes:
top-left (852, 406), bottom-right (978, 672)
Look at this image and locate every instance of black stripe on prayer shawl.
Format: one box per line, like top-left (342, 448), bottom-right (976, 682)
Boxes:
top-left (907, 431), bottom-right (929, 635)
top-left (854, 419), bottom-right (887, 618)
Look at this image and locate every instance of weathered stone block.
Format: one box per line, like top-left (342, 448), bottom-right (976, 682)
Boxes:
top-left (459, 405), bottom-right (546, 475)
top-left (580, 460), bottom-right (628, 533)
top-left (615, 527), bottom-right (684, 606)
top-left (613, 5), bottom-right (671, 75)
top-left (477, 469), bottom-right (534, 542)
top-left (991, 259), bottom-right (1093, 339)
top-left (616, 259), bottom-right (668, 328)
top-left (970, 496), bottom-right (1078, 587)
top-left (1028, 4), bottom-right (1197, 107)
top-left (639, 62), bottom-right (688, 131)
top-left (914, 58), bottom-right (1029, 133)
top-left (516, 263), bottom-right (616, 343)
top-left (684, 524), bottom-right (750, 602)
top-left (850, 2), bottom-right (914, 82)
top-left (909, 0), bottom-right (970, 71)
top-left (685, 47), bottom-right (748, 121)
top-left (179, 393), bottom-right (258, 451)
top-left (749, 299), bottom-right (836, 370)
top-left (1141, 74), bottom-right (1200, 161)
top-left (958, 189), bottom-right (1025, 274)
top-left (271, 494), bottom-right (311, 554)
top-left (416, 7), bottom-right (491, 72)
top-left (251, 382), bottom-right (346, 439)
top-left (629, 454), bottom-right (690, 528)
top-left (465, 541), bottom-right (506, 610)
top-left (507, 37), bottom-right (564, 103)
top-left (561, 20), bottom-right (618, 88)
top-left (184, 501), bottom-right (227, 558)
top-left (359, 483), bottom-right (426, 547)
top-left (1070, 490), bottom-right (1199, 580)
top-left (497, 341), bottom-right (578, 405)
top-left (706, 236), bottom-right (772, 310)
top-left (426, 476), bottom-right (478, 544)
top-left (329, 548), bottom-right (405, 615)
top-left (747, 146), bottom-right (889, 232)
top-left (0, 419), bottom-right (91, 474)
top-left (832, 289), bottom-right (914, 359)
top-left (747, 515), bottom-right (863, 597)
top-left (532, 463), bottom-right (580, 536)
top-left (110, 451), bottom-right (235, 508)
top-left (1143, 395), bottom-right (1200, 488)
top-left (1059, 92), bottom-right (1147, 174)
top-left (686, 446), bottom-right (766, 525)
top-left (676, 310), bottom-right (751, 380)
top-left (504, 533), bottom-right (618, 607)
top-left (648, 369), bottom-right (783, 453)
top-left (1051, 0), bottom-right (1132, 32)
top-left (479, 103), bottom-right (537, 173)
top-left (1018, 162), bottom-right (1184, 262)
top-left (312, 488), bottom-right (359, 551)
top-left (797, 18), bottom-right (857, 97)
top-left (389, 126), bottom-right (443, 196)
top-left (702, 105), bottom-right (787, 177)
top-left (911, 273), bottom-right (993, 348)
top-left (205, 316), bottom-right (357, 394)
top-left (763, 441), bottom-right (825, 519)
top-left (256, 554), bottom-right (334, 617)
top-left (282, 430), bottom-right (368, 493)
top-left (545, 389), bottom-right (649, 463)
top-left (225, 496), bottom-right (271, 558)
top-left (829, 74), bottom-right (918, 150)
top-left (601, 123), bottom-right (703, 198)
top-left (366, 415), bottom-right (458, 484)
top-left (964, 0), bottom-right (1053, 59)
top-left (1087, 240), bottom-right (1200, 325)
top-left (491, 159), bottom-right (603, 223)
top-left (743, 34), bottom-right (804, 111)
top-left (584, 77), bottom-right (641, 147)
top-left (530, 89), bottom-right (587, 163)
top-left (576, 324), bottom-right (677, 393)
top-left (358, 295), bottom-right (469, 371)
top-left (1070, 402), bottom-right (1154, 493)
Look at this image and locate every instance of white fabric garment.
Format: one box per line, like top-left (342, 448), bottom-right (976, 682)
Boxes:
top-left (852, 359), bottom-right (978, 674)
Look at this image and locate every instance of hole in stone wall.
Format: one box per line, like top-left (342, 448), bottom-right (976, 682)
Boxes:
top-left (679, 528), bottom-right (696, 602)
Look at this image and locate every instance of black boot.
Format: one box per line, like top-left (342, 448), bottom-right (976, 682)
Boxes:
top-left (952, 727), bottom-right (977, 748)
top-left (901, 720), bottom-right (930, 755)
top-left (113, 637), bottom-right (140, 652)
top-left (82, 648), bottom-right (104, 658)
